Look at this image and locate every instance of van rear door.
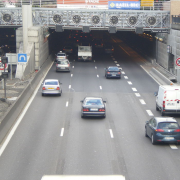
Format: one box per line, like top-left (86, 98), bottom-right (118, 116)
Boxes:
top-left (176, 90), bottom-right (180, 112)
top-left (165, 91), bottom-right (177, 112)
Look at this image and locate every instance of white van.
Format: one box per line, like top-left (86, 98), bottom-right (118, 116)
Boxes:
top-left (155, 85), bottom-right (180, 116)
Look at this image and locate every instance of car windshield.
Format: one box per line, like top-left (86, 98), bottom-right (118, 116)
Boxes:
top-left (45, 81), bottom-right (58, 85)
top-left (85, 99), bottom-right (103, 106)
top-left (158, 122), bottom-right (179, 129)
top-left (108, 67), bottom-right (119, 71)
top-left (57, 61), bottom-right (69, 65)
top-left (57, 53), bottom-right (65, 56)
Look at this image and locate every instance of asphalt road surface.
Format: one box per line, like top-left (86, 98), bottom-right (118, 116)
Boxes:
top-left (0, 37), bottom-right (180, 180)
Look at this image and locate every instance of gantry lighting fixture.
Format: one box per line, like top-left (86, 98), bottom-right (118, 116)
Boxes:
top-left (155, 36), bottom-right (163, 42)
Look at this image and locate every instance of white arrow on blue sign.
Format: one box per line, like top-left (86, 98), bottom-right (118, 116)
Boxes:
top-left (18, 53), bottom-right (27, 63)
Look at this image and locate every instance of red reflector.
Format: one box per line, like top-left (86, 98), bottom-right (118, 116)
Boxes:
top-left (42, 87), bottom-right (46, 90)
top-left (163, 101), bottom-right (165, 108)
top-left (155, 129), bottom-right (164, 132)
top-left (177, 140), bottom-right (180, 142)
top-left (56, 87), bottom-right (60, 90)
top-left (174, 129), bottom-right (180, 132)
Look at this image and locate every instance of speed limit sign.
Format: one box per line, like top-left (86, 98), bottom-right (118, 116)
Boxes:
top-left (176, 58), bottom-right (180, 66)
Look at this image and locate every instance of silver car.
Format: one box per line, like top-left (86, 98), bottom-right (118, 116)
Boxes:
top-left (55, 51), bottom-right (68, 61)
top-left (42, 79), bottom-right (62, 96)
top-left (56, 59), bottom-right (70, 72)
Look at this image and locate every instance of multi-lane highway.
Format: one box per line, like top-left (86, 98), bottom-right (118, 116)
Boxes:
top-left (0, 36), bottom-right (180, 180)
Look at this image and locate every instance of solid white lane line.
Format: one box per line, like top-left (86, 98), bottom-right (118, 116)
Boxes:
top-left (69, 85), bottom-right (71, 89)
top-left (72, 66), bottom-right (74, 68)
top-left (71, 74), bottom-right (73, 77)
top-left (94, 60), bottom-right (95, 62)
top-left (127, 81), bottom-right (132, 85)
top-left (124, 76), bottom-right (128, 79)
top-left (109, 129), bottom-right (114, 138)
top-left (60, 128), bottom-right (64, 136)
top-left (100, 86), bottom-right (102, 90)
top-left (66, 101), bottom-right (69, 107)
top-left (116, 64), bottom-right (120, 66)
top-left (135, 93), bottom-right (141, 97)
top-left (0, 61), bottom-right (54, 157)
top-left (146, 110), bottom-right (154, 116)
top-left (132, 88), bottom-right (137, 91)
top-left (119, 45), bottom-right (131, 56)
top-left (170, 145), bottom-right (178, 149)
top-left (95, 66), bottom-right (97, 69)
top-left (121, 71), bottom-right (125, 74)
top-left (140, 99), bottom-right (146, 105)
top-left (97, 75), bottom-right (99, 78)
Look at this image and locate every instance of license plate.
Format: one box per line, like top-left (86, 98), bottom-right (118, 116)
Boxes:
top-left (61, 67), bottom-right (65, 69)
top-left (165, 137), bottom-right (174, 140)
top-left (112, 74), bottom-right (116, 76)
top-left (48, 88), bottom-right (54, 90)
top-left (91, 108), bottom-right (98, 111)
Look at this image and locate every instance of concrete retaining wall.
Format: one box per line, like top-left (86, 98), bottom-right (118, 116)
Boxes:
top-left (0, 55), bottom-right (53, 144)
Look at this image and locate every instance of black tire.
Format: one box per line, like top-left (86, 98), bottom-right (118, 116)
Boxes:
top-left (42, 93), bottom-right (44, 96)
top-left (145, 128), bottom-right (148, 137)
top-left (151, 134), bottom-right (156, 145)
top-left (156, 103), bottom-right (159, 111)
top-left (81, 114), bottom-right (84, 118)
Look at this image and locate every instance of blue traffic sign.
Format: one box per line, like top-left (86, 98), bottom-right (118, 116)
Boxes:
top-left (18, 53), bottom-right (27, 63)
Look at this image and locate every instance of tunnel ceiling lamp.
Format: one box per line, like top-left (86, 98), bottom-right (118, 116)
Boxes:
top-left (146, 16), bottom-right (157, 26)
top-left (2, 13), bottom-right (12, 23)
top-left (91, 15), bottom-right (100, 26)
top-left (128, 16), bottom-right (137, 26)
top-left (158, 38), bottom-right (163, 42)
top-left (72, 15), bottom-right (81, 24)
top-left (53, 14), bottom-right (63, 24)
top-left (109, 16), bottom-right (118, 26)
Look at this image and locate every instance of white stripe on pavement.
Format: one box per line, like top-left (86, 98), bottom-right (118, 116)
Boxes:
top-left (124, 76), bottom-right (128, 79)
top-left (66, 101), bottom-right (69, 107)
top-left (114, 61), bottom-right (117, 63)
top-left (127, 81), bottom-right (132, 85)
top-left (109, 129), bottom-right (114, 138)
top-left (140, 99), bottom-right (146, 105)
top-left (100, 86), bottom-right (102, 90)
top-left (135, 93), bottom-right (141, 97)
top-left (95, 66), bottom-right (97, 69)
top-left (146, 110), bottom-right (154, 116)
top-left (71, 74), bottom-right (73, 77)
top-left (116, 64), bottom-right (120, 66)
top-left (97, 75), bottom-right (99, 78)
top-left (121, 71), bottom-right (125, 74)
top-left (72, 66), bottom-right (74, 68)
top-left (69, 85), bottom-right (71, 89)
top-left (60, 128), bottom-right (64, 136)
top-left (170, 145), bottom-right (178, 149)
top-left (132, 88), bottom-right (137, 91)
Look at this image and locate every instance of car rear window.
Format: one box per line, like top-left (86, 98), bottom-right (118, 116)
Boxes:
top-left (85, 99), bottom-right (103, 105)
top-left (45, 81), bottom-right (58, 85)
top-left (108, 67), bottom-right (119, 71)
top-left (57, 61), bottom-right (69, 64)
top-left (158, 122), bottom-right (179, 129)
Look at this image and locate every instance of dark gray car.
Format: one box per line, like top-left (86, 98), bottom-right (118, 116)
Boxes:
top-left (81, 97), bottom-right (106, 118)
top-left (145, 117), bottom-right (180, 145)
top-left (105, 66), bottom-right (121, 79)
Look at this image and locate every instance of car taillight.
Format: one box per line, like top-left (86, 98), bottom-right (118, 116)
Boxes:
top-left (71, 49), bottom-right (73, 51)
top-left (107, 72), bottom-right (110, 74)
top-left (99, 109), bottom-right (105, 112)
top-left (155, 129), bottom-right (164, 132)
top-left (56, 87), bottom-right (60, 90)
top-left (68, 64), bottom-right (70, 67)
top-left (163, 101), bottom-right (165, 108)
top-left (83, 108), bottom-right (89, 111)
top-left (42, 87), bottom-right (46, 90)
top-left (174, 129), bottom-right (180, 132)
top-left (118, 72), bottom-right (121, 74)
top-left (112, 49), bottom-right (114, 51)
top-left (56, 64), bottom-right (58, 67)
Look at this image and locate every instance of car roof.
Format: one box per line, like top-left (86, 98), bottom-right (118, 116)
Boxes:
top-left (57, 59), bottom-right (68, 61)
top-left (84, 97), bottom-right (103, 100)
top-left (155, 117), bottom-right (177, 123)
top-left (44, 79), bottom-right (59, 82)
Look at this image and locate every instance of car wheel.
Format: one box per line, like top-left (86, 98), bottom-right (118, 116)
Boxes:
top-left (151, 134), bottom-right (156, 145)
top-left (156, 103), bottom-right (159, 111)
top-left (42, 93), bottom-right (44, 96)
top-left (81, 114), bottom-right (84, 118)
top-left (145, 128), bottom-right (148, 137)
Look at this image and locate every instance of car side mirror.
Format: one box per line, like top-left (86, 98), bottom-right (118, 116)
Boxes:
top-left (146, 121), bottom-right (149, 124)
top-left (154, 92), bottom-right (158, 96)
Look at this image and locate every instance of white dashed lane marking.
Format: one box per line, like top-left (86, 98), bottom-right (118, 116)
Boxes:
top-left (132, 88), bottom-right (137, 91)
top-left (146, 110), bottom-right (154, 116)
top-left (71, 74), bottom-right (73, 77)
top-left (60, 128), bottom-right (64, 136)
top-left (97, 75), bottom-right (99, 78)
top-left (170, 145), bottom-right (178, 149)
top-left (114, 61), bottom-right (117, 63)
top-left (69, 85), bottom-right (71, 89)
top-left (121, 71), bottom-right (125, 74)
top-left (95, 66), bottom-right (97, 69)
top-left (135, 93), bottom-right (141, 97)
top-left (94, 60), bottom-right (95, 62)
top-left (109, 129), bottom-right (114, 138)
top-left (140, 99), bottom-right (146, 105)
top-left (124, 76), bottom-right (128, 79)
top-left (116, 64), bottom-right (120, 66)
top-left (127, 81), bottom-right (132, 85)
top-left (100, 86), bottom-right (102, 90)
top-left (72, 66), bottom-right (74, 68)
top-left (66, 101), bottom-right (69, 107)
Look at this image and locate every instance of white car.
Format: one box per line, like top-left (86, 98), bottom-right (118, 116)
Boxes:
top-left (55, 51), bottom-right (68, 61)
top-left (56, 59), bottom-right (70, 72)
top-left (42, 79), bottom-right (62, 96)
